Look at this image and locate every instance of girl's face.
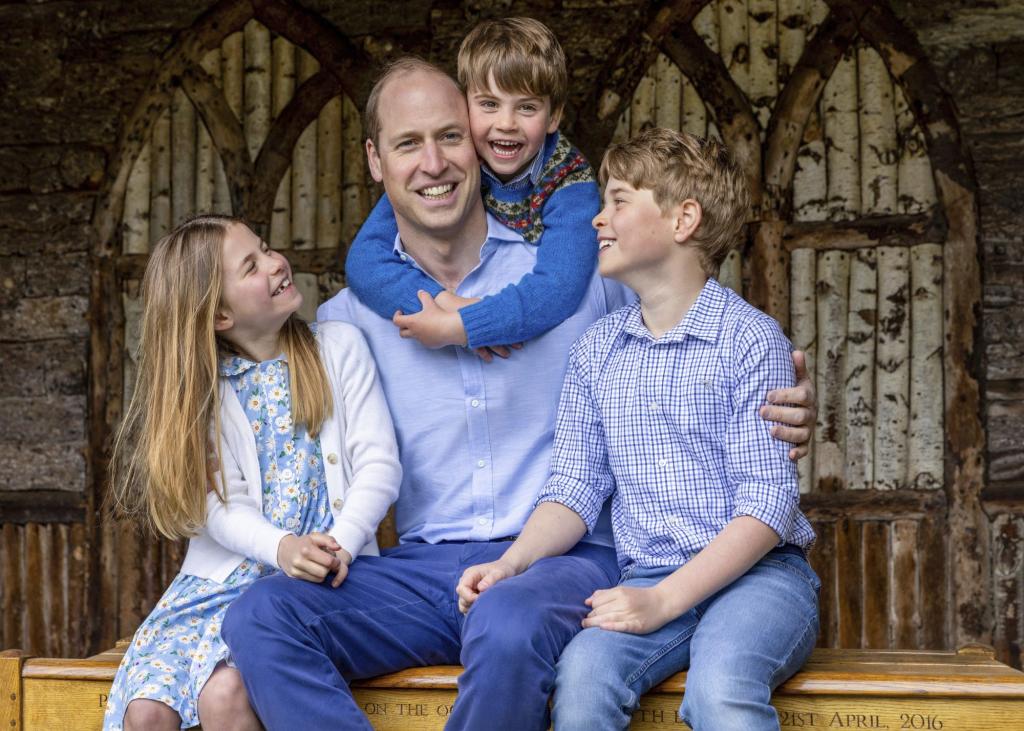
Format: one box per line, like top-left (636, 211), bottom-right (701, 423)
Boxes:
top-left (216, 223), bottom-right (302, 348)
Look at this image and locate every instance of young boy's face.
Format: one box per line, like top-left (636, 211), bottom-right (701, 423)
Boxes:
top-left (593, 177), bottom-right (678, 283)
top-left (467, 71), bottom-right (560, 182)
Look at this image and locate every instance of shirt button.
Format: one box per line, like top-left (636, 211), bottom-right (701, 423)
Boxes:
top-left (658, 457), bottom-right (668, 467)
top-left (649, 403), bottom-right (659, 411)
top-left (332, 498), bottom-right (344, 510)
top-left (477, 517), bottom-right (488, 526)
top-left (476, 459), bottom-right (486, 468)
top-left (326, 453), bottom-right (339, 465)
top-left (471, 399), bottom-right (480, 408)
top-left (399, 253), bottom-right (408, 261)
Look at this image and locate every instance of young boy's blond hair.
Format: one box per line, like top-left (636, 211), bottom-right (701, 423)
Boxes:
top-left (600, 127), bottom-right (751, 276)
top-left (457, 17), bottom-right (568, 115)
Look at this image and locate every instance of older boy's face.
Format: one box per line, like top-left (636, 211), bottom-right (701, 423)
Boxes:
top-left (366, 70), bottom-right (481, 242)
top-left (593, 177), bottom-right (677, 283)
top-left (467, 72), bottom-right (560, 182)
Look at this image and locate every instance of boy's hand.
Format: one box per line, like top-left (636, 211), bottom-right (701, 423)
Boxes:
top-left (393, 291), bottom-right (468, 348)
top-left (456, 559), bottom-right (519, 614)
top-left (472, 342), bottom-right (524, 363)
top-left (330, 547), bottom-right (353, 588)
top-left (434, 290), bottom-right (480, 312)
top-left (760, 350), bottom-right (817, 461)
top-left (582, 584), bottom-right (676, 635)
top-left (277, 532), bottom-right (342, 583)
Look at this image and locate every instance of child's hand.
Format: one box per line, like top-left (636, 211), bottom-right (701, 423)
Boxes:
top-left (434, 290), bottom-right (480, 312)
top-left (456, 559), bottom-right (519, 614)
top-left (760, 349), bottom-right (817, 461)
top-left (330, 547), bottom-right (353, 588)
top-left (393, 291), bottom-right (468, 348)
top-left (277, 532), bottom-right (342, 583)
top-left (472, 342), bottom-right (524, 363)
top-left (581, 585), bottom-right (676, 635)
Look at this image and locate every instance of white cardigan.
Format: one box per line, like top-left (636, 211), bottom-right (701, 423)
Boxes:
top-left (179, 321), bottom-right (402, 583)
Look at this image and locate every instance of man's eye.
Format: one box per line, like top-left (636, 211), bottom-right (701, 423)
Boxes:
top-left (442, 132), bottom-right (463, 142)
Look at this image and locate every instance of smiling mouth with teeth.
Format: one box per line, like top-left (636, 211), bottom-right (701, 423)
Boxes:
top-left (598, 239), bottom-right (616, 252)
top-left (420, 183), bottom-right (454, 200)
top-left (490, 140), bottom-right (523, 159)
top-left (272, 277), bottom-right (291, 296)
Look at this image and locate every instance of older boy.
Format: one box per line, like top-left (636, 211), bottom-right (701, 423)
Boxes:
top-left (457, 128), bottom-right (820, 730)
top-left (345, 17), bottom-right (599, 353)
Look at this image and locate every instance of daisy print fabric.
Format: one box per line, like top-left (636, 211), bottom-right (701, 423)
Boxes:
top-left (103, 347), bottom-right (334, 729)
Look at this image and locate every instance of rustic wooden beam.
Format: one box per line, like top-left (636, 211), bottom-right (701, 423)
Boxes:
top-left (252, 0), bottom-right (377, 108)
top-left (115, 247), bottom-right (342, 281)
top-left (783, 210), bottom-right (946, 252)
top-left (826, 0), bottom-right (986, 650)
top-left (0, 493), bottom-right (85, 525)
top-left (570, 0), bottom-right (708, 163)
top-left (180, 62), bottom-right (255, 217)
top-left (250, 70), bottom-right (346, 224)
top-left (763, 5), bottom-right (863, 213)
top-left (800, 488), bottom-right (946, 522)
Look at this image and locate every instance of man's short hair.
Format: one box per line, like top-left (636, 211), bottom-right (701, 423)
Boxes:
top-left (364, 56), bottom-right (453, 146)
top-left (600, 127), bottom-right (751, 276)
top-left (457, 17), bottom-right (568, 115)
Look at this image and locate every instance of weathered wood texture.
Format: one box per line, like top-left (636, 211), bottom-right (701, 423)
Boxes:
top-left (0, 0), bottom-right (1014, 669)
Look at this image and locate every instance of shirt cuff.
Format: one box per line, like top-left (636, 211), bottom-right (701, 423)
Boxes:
top-left (253, 524), bottom-right (293, 571)
top-left (536, 490), bottom-right (602, 534)
top-left (731, 481), bottom-right (797, 541)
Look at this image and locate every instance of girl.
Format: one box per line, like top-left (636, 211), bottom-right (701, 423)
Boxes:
top-left (103, 214), bottom-right (402, 730)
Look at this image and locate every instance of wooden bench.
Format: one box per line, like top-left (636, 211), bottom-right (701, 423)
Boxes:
top-left (3, 644), bottom-right (1023, 730)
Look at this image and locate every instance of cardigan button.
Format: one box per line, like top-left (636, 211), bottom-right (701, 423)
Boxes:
top-left (327, 453), bottom-right (339, 465)
top-left (332, 498), bottom-right (344, 510)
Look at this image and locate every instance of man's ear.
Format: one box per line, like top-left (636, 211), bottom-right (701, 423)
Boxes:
top-left (214, 307), bottom-right (233, 333)
top-left (366, 138), bottom-right (384, 183)
top-left (673, 199), bottom-right (702, 244)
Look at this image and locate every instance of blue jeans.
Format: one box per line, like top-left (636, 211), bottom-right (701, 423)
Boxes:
top-left (552, 546), bottom-right (821, 731)
top-left (221, 539), bottom-right (618, 731)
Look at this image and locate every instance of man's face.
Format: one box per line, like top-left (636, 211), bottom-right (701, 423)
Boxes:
top-left (366, 70), bottom-right (481, 242)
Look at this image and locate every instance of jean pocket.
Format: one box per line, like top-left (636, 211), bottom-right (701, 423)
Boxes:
top-left (763, 551), bottom-right (821, 595)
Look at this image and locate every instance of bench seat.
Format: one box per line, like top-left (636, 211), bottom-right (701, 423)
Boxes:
top-left (3, 644), bottom-right (1024, 729)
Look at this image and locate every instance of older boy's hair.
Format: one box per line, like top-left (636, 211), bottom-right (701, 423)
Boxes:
top-left (600, 127), bottom-right (751, 276)
top-left (457, 17), bottom-right (568, 114)
top-left (364, 56), bottom-right (453, 146)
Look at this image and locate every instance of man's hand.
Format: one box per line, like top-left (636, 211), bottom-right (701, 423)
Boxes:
top-left (330, 547), bottom-right (353, 588)
top-left (760, 350), bottom-right (817, 461)
top-left (393, 291), bottom-right (468, 348)
top-left (456, 559), bottom-right (520, 614)
top-left (277, 532), bottom-right (343, 583)
top-left (472, 342), bottom-right (524, 363)
top-left (581, 585), bottom-right (676, 635)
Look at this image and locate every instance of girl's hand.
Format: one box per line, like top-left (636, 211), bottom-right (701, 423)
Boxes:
top-left (582, 585), bottom-right (676, 635)
top-left (456, 559), bottom-right (519, 614)
top-left (277, 532), bottom-right (342, 583)
top-left (330, 547), bottom-right (353, 588)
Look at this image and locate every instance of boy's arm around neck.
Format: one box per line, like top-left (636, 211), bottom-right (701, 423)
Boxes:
top-left (459, 176), bottom-right (599, 348)
top-left (344, 192), bottom-right (444, 318)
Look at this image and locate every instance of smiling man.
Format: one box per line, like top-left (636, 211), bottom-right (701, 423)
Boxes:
top-left (222, 58), bottom-right (816, 731)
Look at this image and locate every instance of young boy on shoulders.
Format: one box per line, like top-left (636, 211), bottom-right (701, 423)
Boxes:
top-left (456, 127), bottom-right (820, 731)
top-left (345, 17), bottom-right (598, 356)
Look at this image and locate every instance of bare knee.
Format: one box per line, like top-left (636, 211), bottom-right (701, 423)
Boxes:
top-left (198, 666), bottom-right (261, 731)
top-left (123, 698), bottom-right (179, 731)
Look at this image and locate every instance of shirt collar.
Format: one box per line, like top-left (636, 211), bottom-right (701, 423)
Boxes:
top-left (622, 278), bottom-right (727, 344)
top-left (391, 212), bottom-right (524, 261)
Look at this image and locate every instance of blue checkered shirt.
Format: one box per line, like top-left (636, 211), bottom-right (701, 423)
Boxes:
top-left (537, 278), bottom-right (816, 570)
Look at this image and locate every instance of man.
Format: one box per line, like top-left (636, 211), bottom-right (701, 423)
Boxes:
top-left (222, 58), bottom-right (815, 731)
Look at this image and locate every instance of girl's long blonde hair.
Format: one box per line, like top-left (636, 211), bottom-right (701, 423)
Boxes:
top-left (109, 214), bottom-right (332, 540)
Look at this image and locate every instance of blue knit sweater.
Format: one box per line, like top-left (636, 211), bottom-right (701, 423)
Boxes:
top-left (344, 131), bottom-right (599, 348)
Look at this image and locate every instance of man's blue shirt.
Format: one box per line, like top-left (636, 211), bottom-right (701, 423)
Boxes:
top-left (318, 214), bottom-right (629, 545)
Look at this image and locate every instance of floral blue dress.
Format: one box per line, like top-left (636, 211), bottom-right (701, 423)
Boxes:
top-left (103, 351), bottom-right (334, 730)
